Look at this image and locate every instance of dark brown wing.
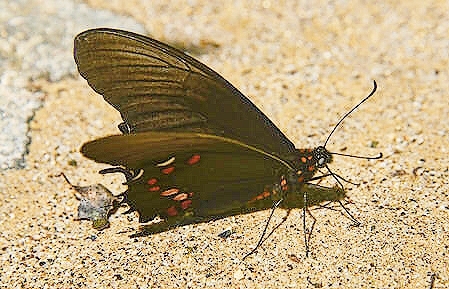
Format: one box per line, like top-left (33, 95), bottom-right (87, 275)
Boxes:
top-left (74, 28), bottom-right (296, 156)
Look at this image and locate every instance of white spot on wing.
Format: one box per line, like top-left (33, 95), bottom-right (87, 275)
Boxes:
top-left (156, 156), bottom-right (175, 167)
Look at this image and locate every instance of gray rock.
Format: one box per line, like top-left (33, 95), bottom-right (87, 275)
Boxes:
top-left (0, 0), bottom-right (145, 169)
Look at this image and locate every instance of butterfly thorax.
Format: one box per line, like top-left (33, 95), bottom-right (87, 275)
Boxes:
top-left (250, 146), bottom-right (334, 209)
top-left (293, 146), bottom-right (332, 184)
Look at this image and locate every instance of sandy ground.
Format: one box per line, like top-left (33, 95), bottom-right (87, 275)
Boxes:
top-left (1, 1), bottom-right (448, 288)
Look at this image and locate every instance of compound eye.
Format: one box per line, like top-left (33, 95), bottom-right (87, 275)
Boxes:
top-left (318, 157), bottom-right (326, 166)
top-left (314, 146), bottom-right (331, 168)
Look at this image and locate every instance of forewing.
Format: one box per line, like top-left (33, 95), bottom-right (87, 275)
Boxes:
top-left (74, 28), bottom-right (296, 156)
top-left (81, 132), bottom-right (293, 170)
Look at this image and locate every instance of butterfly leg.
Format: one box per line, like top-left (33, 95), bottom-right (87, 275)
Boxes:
top-left (304, 184), bottom-right (348, 256)
top-left (242, 199), bottom-right (290, 260)
top-left (303, 189), bottom-right (316, 258)
top-left (302, 184), bottom-right (360, 227)
top-left (337, 199), bottom-right (361, 227)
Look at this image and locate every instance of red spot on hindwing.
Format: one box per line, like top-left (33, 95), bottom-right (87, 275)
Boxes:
top-left (250, 191), bottom-right (271, 202)
top-left (166, 206), bottom-right (178, 216)
top-left (280, 176), bottom-right (288, 191)
top-left (280, 178), bottom-right (287, 186)
top-left (161, 166), bottom-right (175, 175)
top-left (147, 178), bottom-right (158, 185)
top-left (148, 186), bottom-right (160, 192)
top-left (181, 200), bottom-right (192, 210)
top-left (187, 154), bottom-right (201, 165)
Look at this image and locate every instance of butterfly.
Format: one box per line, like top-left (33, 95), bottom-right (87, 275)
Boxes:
top-left (73, 28), bottom-right (381, 256)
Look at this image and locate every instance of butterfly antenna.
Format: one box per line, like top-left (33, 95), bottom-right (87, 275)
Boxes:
top-left (331, 151), bottom-right (382, 160)
top-left (324, 80), bottom-right (378, 148)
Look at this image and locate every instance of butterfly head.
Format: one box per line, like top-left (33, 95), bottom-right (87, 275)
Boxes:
top-left (293, 81), bottom-right (381, 187)
top-left (313, 146), bottom-right (332, 168)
